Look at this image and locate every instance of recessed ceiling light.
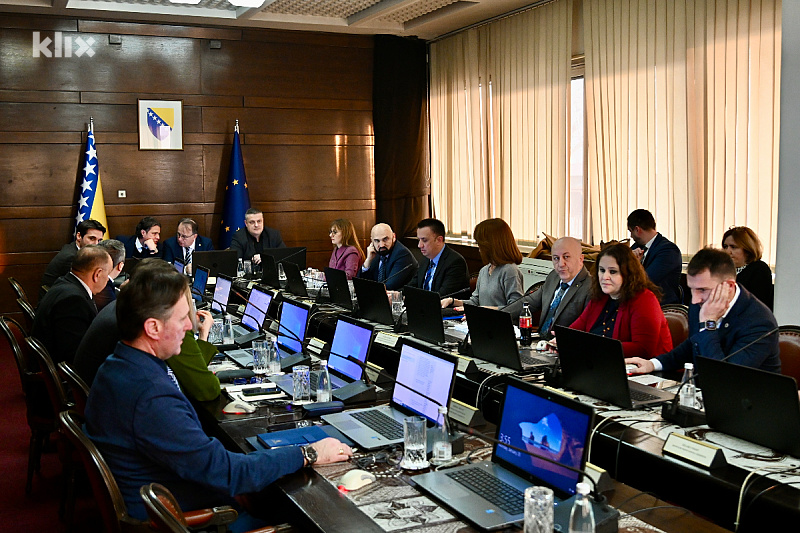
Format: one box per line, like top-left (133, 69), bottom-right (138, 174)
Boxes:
top-left (228, 0), bottom-right (265, 7)
top-left (169, 0), bottom-right (202, 4)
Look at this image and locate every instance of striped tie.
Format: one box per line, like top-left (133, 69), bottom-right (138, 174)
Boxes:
top-left (166, 366), bottom-right (181, 392)
top-left (184, 247), bottom-right (192, 264)
top-left (424, 261), bottom-right (436, 291)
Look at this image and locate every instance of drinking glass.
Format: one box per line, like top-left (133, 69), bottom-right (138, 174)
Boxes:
top-left (252, 340), bottom-right (267, 380)
top-left (291, 365), bottom-right (311, 404)
top-left (523, 486), bottom-right (554, 533)
top-left (400, 416), bottom-right (429, 470)
top-left (221, 316), bottom-right (235, 345)
top-left (265, 338), bottom-right (281, 375)
top-left (243, 260), bottom-right (253, 276)
top-left (391, 291), bottom-right (404, 316)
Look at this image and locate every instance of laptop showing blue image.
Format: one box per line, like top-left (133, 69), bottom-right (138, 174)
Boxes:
top-left (414, 378), bottom-right (595, 530)
top-left (174, 259), bottom-right (185, 274)
top-left (191, 266), bottom-right (209, 303)
top-left (277, 299), bottom-right (311, 357)
top-left (211, 274), bottom-right (233, 315)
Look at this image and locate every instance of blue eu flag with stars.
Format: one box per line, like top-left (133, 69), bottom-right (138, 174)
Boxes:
top-left (219, 129), bottom-right (251, 249)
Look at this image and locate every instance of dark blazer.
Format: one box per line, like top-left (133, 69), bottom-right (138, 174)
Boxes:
top-left (502, 267), bottom-right (592, 339)
top-left (161, 235), bottom-right (215, 264)
top-left (632, 233), bottom-right (682, 304)
top-left (358, 240), bottom-right (418, 290)
top-left (94, 278), bottom-right (117, 312)
top-left (32, 272), bottom-right (98, 365)
top-left (737, 260), bottom-right (773, 310)
top-left (122, 236), bottom-right (163, 259)
top-left (655, 284), bottom-right (780, 373)
top-left (73, 300), bottom-right (120, 386)
top-left (229, 227), bottom-right (285, 261)
top-left (407, 245), bottom-right (470, 298)
top-left (570, 289), bottom-right (673, 359)
top-left (40, 242), bottom-right (78, 300)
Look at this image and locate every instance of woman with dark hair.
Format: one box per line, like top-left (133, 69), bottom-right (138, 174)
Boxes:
top-left (328, 218), bottom-right (365, 279)
top-left (568, 243), bottom-right (672, 359)
top-left (441, 218), bottom-right (523, 309)
top-left (722, 226), bottom-right (773, 310)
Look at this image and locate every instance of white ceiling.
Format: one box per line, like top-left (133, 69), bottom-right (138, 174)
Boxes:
top-left (0, 0), bottom-right (541, 40)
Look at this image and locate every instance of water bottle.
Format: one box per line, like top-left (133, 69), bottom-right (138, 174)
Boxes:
top-left (236, 259), bottom-right (245, 278)
top-left (679, 362), bottom-right (697, 408)
top-left (431, 405), bottom-right (453, 464)
top-left (519, 302), bottom-right (533, 346)
top-left (568, 482), bottom-right (595, 533)
top-left (316, 360), bottom-right (332, 402)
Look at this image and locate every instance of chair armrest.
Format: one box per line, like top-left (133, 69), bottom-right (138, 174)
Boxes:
top-left (184, 505), bottom-right (238, 528)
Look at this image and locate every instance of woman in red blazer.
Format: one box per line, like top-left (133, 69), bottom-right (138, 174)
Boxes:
top-left (568, 243), bottom-right (673, 359)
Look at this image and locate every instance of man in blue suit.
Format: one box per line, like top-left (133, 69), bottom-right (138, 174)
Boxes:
top-left (161, 218), bottom-right (214, 274)
top-left (627, 209), bottom-right (683, 304)
top-left (626, 247), bottom-right (780, 374)
top-left (358, 223), bottom-right (417, 290)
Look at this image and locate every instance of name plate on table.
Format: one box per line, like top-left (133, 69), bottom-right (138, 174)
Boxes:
top-left (364, 362), bottom-right (393, 386)
top-left (306, 337), bottom-right (326, 357)
top-left (663, 432), bottom-right (727, 470)
top-left (448, 398), bottom-right (485, 427)
top-left (374, 331), bottom-right (400, 348)
top-left (454, 354), bottom-right (480, 376)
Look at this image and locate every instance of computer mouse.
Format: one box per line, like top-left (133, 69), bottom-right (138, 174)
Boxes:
top-left (338, 469), bottom-right (376, 491)
top-left (222, 400), bottom-right (256, 414)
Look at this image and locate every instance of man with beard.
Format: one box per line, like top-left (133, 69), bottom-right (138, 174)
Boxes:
top-left (358, 223), bottom-right (417, 290)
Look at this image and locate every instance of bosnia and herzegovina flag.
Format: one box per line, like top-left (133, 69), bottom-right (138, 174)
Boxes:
top-left (147, 107), bottom-right (173, 141)
top-left (219, 127), bottom-right (251, 249)
top-left (75, 120), bottom-right (108, 238)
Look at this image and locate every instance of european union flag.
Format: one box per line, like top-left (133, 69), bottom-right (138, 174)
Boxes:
top-left (75, 120), bottom-right (108, 238)
top-left (219, 129), bottom-right (251, 248)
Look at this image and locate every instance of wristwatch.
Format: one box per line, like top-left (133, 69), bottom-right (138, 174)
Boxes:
top-left (702, 320), bottom-right (718, 331)
top-left (301, 445), bottom-right (318, 466)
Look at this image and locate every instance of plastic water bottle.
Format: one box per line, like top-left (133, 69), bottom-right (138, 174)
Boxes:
top-left (519, 302), bottom-right (533, 346)
top-left (431, 405), bottom-right (453, 464)
top-left (316, 360), bottom-right (332, 402)
top-left (679, 362), bottom-right (697, 408)
top-left (236, 259), bottom-right (245, 278)
top-left (568, 482), bottom-right (595, 533)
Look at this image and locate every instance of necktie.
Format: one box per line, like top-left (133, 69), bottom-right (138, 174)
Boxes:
top-left (184, 247), bottom-right (192, 264)
top-left (378, 258), bottom-right (387, 283)
top-left (640, 245), bottom-right (648, 264)
top-left (424, 261), bottom-right (436, 291)
top-left (541, 282), bottom-right (569, 334)
top-left (166, 366), bottom-right (181, 392)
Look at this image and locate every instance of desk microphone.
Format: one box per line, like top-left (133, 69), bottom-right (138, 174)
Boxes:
top-left (380, 262), bottom-right (414, 288)
top-left (275, 247), bottom-right (307, 268)
top-left (498, 281), bottom-right (546, 313)
top-left (661, 325), bottom-right (780, 426)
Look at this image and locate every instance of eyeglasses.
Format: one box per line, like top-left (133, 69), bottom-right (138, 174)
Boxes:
top-left (329, 229), bottom-right (339, 235)
top-left (177, 233), bottom-right (196, 240)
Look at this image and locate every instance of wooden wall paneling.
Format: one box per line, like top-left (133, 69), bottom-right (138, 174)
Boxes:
top-left (0, 14), bottom-right (77, 31)
top-left (245, 96), bottom-right (372, 111)
top-left (0, 90), bottom-right (80, 104)
top-left (0, 102), bottom-right (135, 132)
top-left (0, 132), bottom-right (81, 143)
top-left (78, 20), bottom-right (242, 41)
top-left (0, 217), bottom-right (76, 253)
top-left (0, 143), bottom-right (86, 207)
top-left (246, 134), bottom-right (374, 146)
top-left (81, 91), bottom-right (242, 108)
top-left (240, 28), bottom-right (373, 49)
top-left (201, 106), bottom-right (372, 136)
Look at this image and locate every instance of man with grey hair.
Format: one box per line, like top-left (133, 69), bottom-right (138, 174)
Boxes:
top-left (502, 237), bottom-right (592, 340)
top-left (94, 239), bottom-right (125, 311)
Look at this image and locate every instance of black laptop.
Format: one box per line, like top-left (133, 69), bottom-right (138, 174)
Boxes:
top-left (281, 261), bottom-right (309, 298)
top-left (193, 250), bottom-right (238, 278)
top-left (352, 277), bottom-right (394, 326)
top-left (275, 298), bottom-right (312, 358)
top-left (403, 285), bottom-right (461, 345)
top-left (554, 325), bottom-right (674, 408)
top-left (262, 246), bottom-right (307, 270)
top-left (695, 357), bottom-right (800, 456)
top-left (210, 274), bottom-right (235, 316)
top-left (190, 265), bottom-right (210, 304)
top-left (414, 377), bottom-right (596, 530)
top-left (322, 267), bottom-right (353, 310)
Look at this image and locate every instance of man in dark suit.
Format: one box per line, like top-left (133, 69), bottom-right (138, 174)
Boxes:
top-left (123, 216), bottom-right (162, 259)
top-left (406, 218), bottom-right (470, 298)
top-left (358, 223), bottom-right (417, 290)
top-left (32, 245), bottom-right (113, 365)
top-left (230, 208), bottom-right (285, 265)
top-left (94, 239), bottom-right (126, 311)
top-left (627, 209), bottom-right (683, 304)
top-left (502, 237), bottom-right (591, 339)
top-left (40, 219), bottom-right (106, 300)
top-left (626, 247), bottom-right (780, 374)
top-left (161, 218), bottom-right (215, 274)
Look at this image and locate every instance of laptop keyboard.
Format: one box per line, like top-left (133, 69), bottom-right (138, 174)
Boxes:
top-left (629, 387), bottom-right (661, 402)
top-left (446, 467), bottom-right (524, 515)
top-left (519, 351), bottom-right (552, 367)
top-left (351, 410), bottom-right (404, 440)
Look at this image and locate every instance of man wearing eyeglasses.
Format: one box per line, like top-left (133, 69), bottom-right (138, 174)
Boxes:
top-left (162, 218), bottom-right (214, 274)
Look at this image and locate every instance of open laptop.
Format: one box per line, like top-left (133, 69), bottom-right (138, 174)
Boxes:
top-left (174, 258), bottom-right (186, 274)
top-left (225, 286), bottom-right (275, 364)
top-left (695, 357), bottom-right (800, 456)
top-left (554, 325), bottom-right (675, 408)
top-left (260, 254), bottom-right (281, 289)
top-left (415, 378), bottom-right (595, 530)
top-left (322, 338), bottom-right (458, 450)
top-left (190, 266), bottom-right (210, 304)
top-left (194, 250), bottom-right (238, 278)
top-left (262, 246), bottom-right (307, 270)
top-left (276, 298), bottom-right (312, 358)
top-left (210, 274), bottom-right (234, 315)
top-left (281, 261), bottom-right (309, 297)
top-left (352, 277), bottom-right (394, 326)
top-left (465, 305), bottom-right (556, 371)
top-left (403, 286), bottom-right (464, 345)
top-left (322, 267), bottom-right (353, 310)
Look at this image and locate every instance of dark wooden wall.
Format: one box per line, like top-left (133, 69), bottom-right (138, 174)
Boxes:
top-left (0, 14), bottom-right (375, 312)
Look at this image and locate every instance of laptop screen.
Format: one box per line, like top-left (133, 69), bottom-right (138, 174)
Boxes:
top-left (211, 275), bottom-right (232, 313)
top-left (242, 287), bottom-right (272, 332)
top-left (329, 318), bottom-right (372, 381)
top-left (174, 259), bottom-right (185, 273)
top-left (393, 342), bottom-right (456, 423)
top-left (278, 300), bottom-right (309, 354)
top-left (191, 267), bottom-right (209, 302)
top-left (494, 383), bottom-right (591, 498)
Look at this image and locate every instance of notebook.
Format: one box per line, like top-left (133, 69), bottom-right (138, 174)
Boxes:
top-left (322, 338), bottom-right (457, 450)
top-left (276, 298), bottom-right (311, 357)
top-left (193, 250), bottom-right (238, 278)
top-left (465, 305), bottom-right (556, 371)
top-left (281, 261), bottom-right (309, 298)
top-left (352, 277), bottom-right (394, 326)
top-left (403, 285), bottom-right (462, 345)
top-left (190, 266), bottom-right (209, 303)
top-left (695, 357), bottom-right (800, 457)
top-left (554, 325), bottom-right (675, 408)
top-left (323, 267), bottom-right (353, 310)
top-left (414, 377), bottom-right (595, 530)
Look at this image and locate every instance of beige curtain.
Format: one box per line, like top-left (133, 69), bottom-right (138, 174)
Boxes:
top-left (584, 0), bottom-right (781, 263)
top-left (430, 0), bottom-right (573, 242)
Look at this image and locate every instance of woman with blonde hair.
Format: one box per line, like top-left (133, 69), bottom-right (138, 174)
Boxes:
top-left (441, 218), bottom-right (523, 309)
top-left (722, 226), bottom-right (773, 309)
top-left (328, 218), bottom-right (365, 279)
